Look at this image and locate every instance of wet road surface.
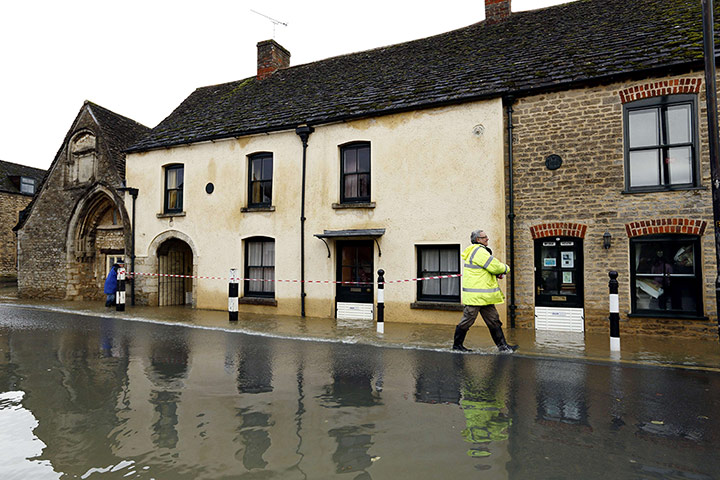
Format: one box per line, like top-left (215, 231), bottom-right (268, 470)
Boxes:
top-left (1, 304), bottom-right (720, 479)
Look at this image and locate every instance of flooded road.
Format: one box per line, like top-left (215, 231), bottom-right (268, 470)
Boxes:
top-left (1, 305), bottom-right (719, 479)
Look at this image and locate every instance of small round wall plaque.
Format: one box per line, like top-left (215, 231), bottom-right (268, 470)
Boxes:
top-left (545, 154), bottom-right (562, 170)
top-left (205, 183), bottom-right (214, 194)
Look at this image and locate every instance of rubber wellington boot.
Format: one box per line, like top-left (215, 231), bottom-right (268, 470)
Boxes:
top-left (452, 326), bottom-right (472, 352)
top-left (491, 326), bottom-right (518, 353)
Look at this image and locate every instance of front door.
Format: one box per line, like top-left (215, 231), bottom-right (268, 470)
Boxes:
top-left (535, 236), bottom-right (584, 308)
top-left (336, 241), bottom-right (374, 304)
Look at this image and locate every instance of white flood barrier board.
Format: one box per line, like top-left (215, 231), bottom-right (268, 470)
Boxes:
top-left (336, 302), bottom-right (374, 321)
top-left (535, 307), bottom-right (584, 332)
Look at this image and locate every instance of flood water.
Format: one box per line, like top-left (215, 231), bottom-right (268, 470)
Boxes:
top-left (1, 305), bottom-right (719, 480)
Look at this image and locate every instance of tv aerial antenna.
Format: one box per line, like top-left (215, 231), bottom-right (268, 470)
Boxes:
top-left (250, 9), bottom-right (288, 38)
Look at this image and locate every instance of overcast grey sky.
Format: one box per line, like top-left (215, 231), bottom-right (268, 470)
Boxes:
top-left (0, 0), bottom-right (571, 170)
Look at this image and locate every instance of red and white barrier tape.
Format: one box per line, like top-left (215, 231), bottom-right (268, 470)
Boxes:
top-left (124, 271), bottom-right (462, 285)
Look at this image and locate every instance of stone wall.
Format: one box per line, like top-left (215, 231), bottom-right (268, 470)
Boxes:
top-left (17, 107), bottom-right (129, 300)
top-left (0, 192), bottom-right (32, 278)
top-left (508, 71), bottom-right (718, 339)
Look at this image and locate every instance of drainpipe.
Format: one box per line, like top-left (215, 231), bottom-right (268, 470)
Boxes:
top-left (295, 125), bottom-right (314, 317)
top-left (504, 97), bottom-right (517, 328)
top-left (119, 186), bottom-right (139, 306)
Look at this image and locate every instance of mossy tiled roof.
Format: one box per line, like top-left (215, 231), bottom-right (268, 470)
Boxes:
top-left (129, 0), bottom-right (714, 152)
top-left (86, 102), bottom-right (152, 174)
top-left (0, 160), bottom-right (46, 195)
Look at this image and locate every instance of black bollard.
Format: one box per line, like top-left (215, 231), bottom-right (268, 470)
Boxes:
top-left (229, 268), bottom-right (239, 322)
top-left (116, 264), bottom-right (126, 312)
top-left (608, 270), bottom-right (620, 351)
top-left (377, 269), bottom-right (385, 333)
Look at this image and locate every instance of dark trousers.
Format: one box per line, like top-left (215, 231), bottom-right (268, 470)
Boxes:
top-left (457, 304), bottom-right (502, 331)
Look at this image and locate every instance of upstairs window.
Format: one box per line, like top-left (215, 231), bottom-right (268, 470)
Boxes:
top-left (20, 177), bottom-right (35, 195)
top-left (248, 153), bottom-right (273, 207)
top-left (417, 245), bottom-right (460, 303)
top-left (164, 164), bottom-right (184, 213)
top-left (340, 142), bottom-right (370, 203)
top-left (624, 95), bottom-right (699, 191)
top-left (245, 237), bottom-right (275, 298)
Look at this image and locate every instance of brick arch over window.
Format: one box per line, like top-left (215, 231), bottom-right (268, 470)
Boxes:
top-left (619, 78), bottom-right (702, 104)
top-left (625, 218), bottom-right (707, 237)
top-left (530, 222), bottom-right (587, 239)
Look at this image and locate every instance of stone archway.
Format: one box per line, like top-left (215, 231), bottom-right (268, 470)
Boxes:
top-left (66, 186), bottom-right (128, 300)
top-left (157, 238), bottom-right (193, 306)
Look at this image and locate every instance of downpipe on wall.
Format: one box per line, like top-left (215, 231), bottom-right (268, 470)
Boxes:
top-left (295, 125), bottom-right (314, 317)
top-left (504, 96), bottom-right (517, 328)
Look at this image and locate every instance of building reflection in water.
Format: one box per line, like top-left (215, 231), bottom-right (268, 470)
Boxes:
top-left (535, 360), bottom-right (589, 427)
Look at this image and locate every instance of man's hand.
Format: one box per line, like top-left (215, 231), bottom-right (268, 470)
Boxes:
top-left (497, 274), bottom-right (504, 279)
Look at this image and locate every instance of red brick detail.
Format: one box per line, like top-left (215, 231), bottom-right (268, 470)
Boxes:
top-left (530, 222), bottom-right (588, 240)
top-left (619, 78), bottom-right (702, 104)
top-left (624, 218), bottom-right (708, 237)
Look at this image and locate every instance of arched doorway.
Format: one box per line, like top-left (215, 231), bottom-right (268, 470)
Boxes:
top-left (157, 238), bottom-right (193, 306)
top-left (67, 189), bottom-right (127, 300)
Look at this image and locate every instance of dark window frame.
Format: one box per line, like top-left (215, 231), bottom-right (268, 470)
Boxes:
top-left (416, 245), bottom-right (461, 303)
top-left (623, 94), bottom-right (700, 192)
top-left (248, 152), bottom-right (273, 208)
top-left (164, 164), bottom-right (184, 213)
top-left (244, 237), bottom-right (275, 298)
top-left (20, 176), bottom-right (35, 195)
top-left (629, 234), bottom-right (703, 318)
top-left (340, 142), bottom-right (371, 203)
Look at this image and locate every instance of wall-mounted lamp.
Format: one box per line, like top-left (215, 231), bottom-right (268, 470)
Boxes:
top-left (603, 231), bottom-right (612, 250)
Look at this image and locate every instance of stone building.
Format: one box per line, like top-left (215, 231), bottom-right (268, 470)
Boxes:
top-left (0, 160), bottom-right (45, 280)
top-left (15, 101), bottom-right (150, 300)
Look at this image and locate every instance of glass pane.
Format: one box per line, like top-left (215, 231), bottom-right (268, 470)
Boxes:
top-left (251, 159), bottom-right (261, 181)
top-left (629, 109), bottom-right (659, 148)
top-left (263, 241), bottom-right (275, 266)
top-left (670, 243), bottom-right (694, 274)
top-left (358, 266), bottom-right (373, 283)
top-left (344, 175), bottom-right (358, 199)
top-left (358, 146), bottom-right (370, 172)
top-left (248, 267), bottom-right (263, 292)
top-left (263, 267), bottom-right (275, 292)
top-left (166, 168), bottom-right (177, 189)
top-left (167, 190), bottom-right (177, 209)
top-left (251, 182), bottom-right (261, 204)
top-left (343, 149), bottom-right (357, 174)
top-left (341, 266), bottom-right (353, 282)
top-left (541, 270), bottom-right (558, 294)
top-left (358, 173), bottom-right (370, 198)
top-left (422, 249), bottom-right (439, 273)
top-left (342, 247), bottom-right (355, 265)
top-left (667, 146), bottom-right (692, 185)
top-left (422, 279), bottom-right (440, 295)
top-left (666, 105), bottom-right (691, 144)
top-left (357, 246), bottom-right (373, 265)
top-left (629, 150), bottom-right (660, 187)
top-left (262, 157), bottom-right (273, 180)
top-left (447, 276), bottom-right (460, 295)
top-left (248, 242), bottom-right (262, 266)
top-left (262, 182), bottom-right (271, 204)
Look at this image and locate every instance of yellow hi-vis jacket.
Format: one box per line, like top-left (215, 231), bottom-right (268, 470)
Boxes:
top-left (461, 244), bottom-right (509, 306)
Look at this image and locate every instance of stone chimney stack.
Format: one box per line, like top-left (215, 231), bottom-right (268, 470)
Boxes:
top-left (257, 40), bottom-right (291, 80)
top-left (485, 0), bottom-right (511, 24)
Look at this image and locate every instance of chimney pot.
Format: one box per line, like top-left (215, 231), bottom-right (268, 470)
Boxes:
top-left (257, 40), bottom-right (291, 80)
top-left (485, 0), bottom-right (511, 24)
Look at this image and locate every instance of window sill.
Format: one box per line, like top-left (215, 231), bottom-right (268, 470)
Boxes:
top-left (239, 297), bottom-right (277, 306)
top-left (157, 212), bottom-right (186, 218)
top-left (410, 301), bottom-right (463, 311)
top-left (622, 186), bottom-right (706, 194)
top-left (332, 202), bottom-right (376, 209)
top-left (627, 312), bottom-right (708, 321)
top-left (241, 205), bottom-right (276, 213)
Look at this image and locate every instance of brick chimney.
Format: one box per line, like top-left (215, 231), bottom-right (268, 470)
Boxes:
top-left (257, 39), bottom-right (291, 80)
top-left (485, 0), bottom-right (511, 24)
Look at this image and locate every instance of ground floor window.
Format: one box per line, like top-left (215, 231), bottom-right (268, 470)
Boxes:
top-left (630, 235), bottom-right (702, 316)
top-left (245, 237), bottom-right (275, 297)
top-left (417, 245), bottom-right (460, 302)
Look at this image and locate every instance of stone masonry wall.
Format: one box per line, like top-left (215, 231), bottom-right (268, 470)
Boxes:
top-left (17, 108), bottom-right (128, 299)
top-left (0, 192), bottom-right (32, 278)
top-left (508, 71), bottom-right (717, 339)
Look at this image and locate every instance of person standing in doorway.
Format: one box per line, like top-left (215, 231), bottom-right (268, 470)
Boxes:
top-left (453, 230), bottom-right (517, 353)
top-left (104, 263), bottom-right (119, 307)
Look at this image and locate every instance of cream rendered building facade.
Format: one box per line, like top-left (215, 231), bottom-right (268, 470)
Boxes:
top-left (125, 99), bottom-right (507, 324)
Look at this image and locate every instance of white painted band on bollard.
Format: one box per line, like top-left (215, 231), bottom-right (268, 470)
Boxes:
top-left (609, 294), bottom-right (619, 313)
top-left (377, 289), bottom-right (384, 303)
top-left (376, 322), bottom-right (384, 334)
top-left (228, 297), bottom-right (238, 311)
top-left (610, 336), bottom-right (620, 352)
top-left (117, 291), bottom-right (126, 304)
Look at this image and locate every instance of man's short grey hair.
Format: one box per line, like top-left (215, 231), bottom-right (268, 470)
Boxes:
top-left (471, 229), bottom-right (485, 244)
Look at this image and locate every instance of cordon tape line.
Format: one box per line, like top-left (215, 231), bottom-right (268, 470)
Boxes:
top-left (124, 271), bottom-right (463, 285)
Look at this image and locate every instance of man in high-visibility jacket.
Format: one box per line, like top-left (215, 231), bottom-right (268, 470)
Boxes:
top-left (453, 229), bottom-right (518, 353)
